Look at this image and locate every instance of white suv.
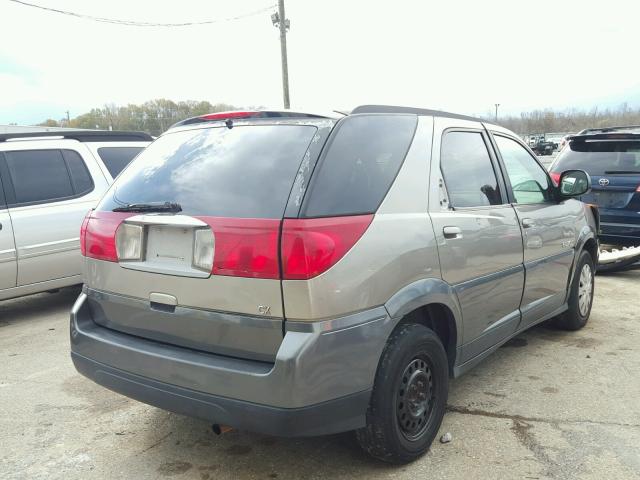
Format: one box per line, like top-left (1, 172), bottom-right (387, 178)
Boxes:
top-left (0, 130), bottom-right (151, 301)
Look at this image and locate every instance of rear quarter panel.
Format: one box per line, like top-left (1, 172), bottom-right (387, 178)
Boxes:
top-left (282, 116), bottom-right (441, 320)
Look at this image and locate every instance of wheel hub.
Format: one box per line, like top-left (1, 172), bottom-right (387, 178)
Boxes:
top-left (396, 357), bottom-right (434, 439)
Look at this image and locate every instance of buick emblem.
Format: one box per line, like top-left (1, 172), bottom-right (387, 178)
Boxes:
top-left (599, 178), bottom-right (610, 186)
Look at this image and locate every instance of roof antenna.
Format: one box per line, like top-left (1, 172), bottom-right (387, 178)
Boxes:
top-left (225, 119), bottom-right (234, 129)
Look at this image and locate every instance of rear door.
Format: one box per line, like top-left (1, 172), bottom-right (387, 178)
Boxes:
top-left (84, 122), bottom-right (329, 362)
top-left (491, 132), bottom-right (579, 327)
top-left (0, 143), bottom-right (109, 286)
top-left (429, 118), bottom-right (524, 363)
top-left (0, 159), bottom-right (17, 290)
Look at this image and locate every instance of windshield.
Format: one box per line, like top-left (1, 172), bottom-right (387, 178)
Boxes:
top-left (97, 124), bottom-right (317, 218)
top-left (554, 140), bottom-right (640, 175)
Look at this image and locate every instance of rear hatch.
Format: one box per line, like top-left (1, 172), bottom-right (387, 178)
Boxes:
top-left (81, 118), bottom-right (330, 362)
top-left (552, 136), bottom-right (640, 216)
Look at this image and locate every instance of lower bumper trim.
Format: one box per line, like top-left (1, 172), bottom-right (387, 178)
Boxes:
top-left (72, 352), bottom-right (370, 437)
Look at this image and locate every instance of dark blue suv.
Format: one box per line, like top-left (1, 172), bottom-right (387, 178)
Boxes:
top-left (550, 127), bottom-right (640, 246)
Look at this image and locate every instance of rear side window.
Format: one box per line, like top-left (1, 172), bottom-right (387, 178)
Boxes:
top-left (98, 125), bottom-right (317, 218)
top-left (555, 140), bottom-right (640, 175)
top-left (97, 146), bottom-right (144, 177)
top-left (62, 150), bottom-right (94, 195)
top-left (440, 131), bottom-right (502, 208)
top-left (5, 150), bottom-right (74, 205)
top-left (0, 162), bottom-right (6, 208)
top-left (301, 115), bottom-right (417, 217)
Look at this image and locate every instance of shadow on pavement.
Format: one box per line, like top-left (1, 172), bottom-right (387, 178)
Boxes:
top-left (0, 285), bottom-right (81, 326)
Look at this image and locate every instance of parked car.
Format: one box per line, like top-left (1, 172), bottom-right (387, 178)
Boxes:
top-left (530, 138), bottom-right (557, 156)
top-left (550, 126), bottom-right (640, 246)
top-left (0, 130), bottom-right (151, 301)
top-left (71, 106), bottom-right (598, 463)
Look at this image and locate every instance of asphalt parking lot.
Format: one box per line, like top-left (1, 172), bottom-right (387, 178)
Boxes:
top-left (1, 265), bottom-right (639, 480)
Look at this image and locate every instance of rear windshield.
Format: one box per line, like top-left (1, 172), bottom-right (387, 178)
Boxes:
top-left (98, 125), bottom-right (317, 218)
top-left (301, 114), bottom-right (417, 217)
top-left (555, 140), bottom-right (640, 175)
top-left (97, 146), bottom-right (144, 178)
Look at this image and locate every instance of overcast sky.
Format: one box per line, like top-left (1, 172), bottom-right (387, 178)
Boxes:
top-left (1, 0), bottom-right (639, 125)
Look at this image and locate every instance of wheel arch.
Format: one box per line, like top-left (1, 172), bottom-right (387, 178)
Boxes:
top-left (385, 278), bottom-right (463, 376)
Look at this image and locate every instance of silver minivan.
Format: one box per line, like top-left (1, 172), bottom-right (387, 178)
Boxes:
top-left (71, 107), bottom-right (598, 463)
top-left (0, 130), bottom-right (150, 301)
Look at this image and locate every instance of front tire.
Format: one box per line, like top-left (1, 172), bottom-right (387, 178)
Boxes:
top-left (356, 323), bottom-right (448, 464)
top-left (553, 249), bottom-right (594, 330)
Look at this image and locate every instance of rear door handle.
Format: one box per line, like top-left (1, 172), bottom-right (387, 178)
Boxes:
top-left (521, 218), bottom-right (535, 229)
top-left (443, 226), bottom-right (463, 239)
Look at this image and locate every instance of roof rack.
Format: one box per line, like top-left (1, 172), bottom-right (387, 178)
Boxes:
top-left (351, 105), bottom-right (487, 123)
top-left (0, 130), bottom-right (154, 143)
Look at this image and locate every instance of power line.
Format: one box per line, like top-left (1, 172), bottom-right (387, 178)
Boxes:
top-left (7, 0), bottom-right (277, 27)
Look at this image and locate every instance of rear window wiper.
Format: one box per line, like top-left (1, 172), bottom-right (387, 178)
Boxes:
top-left (112, 201), bottom-right (182, 213)
top-left (603, 170), bottom-right (640, 174)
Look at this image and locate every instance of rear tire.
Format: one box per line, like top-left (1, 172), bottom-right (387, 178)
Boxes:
top-left (552, 249), bottom-right (594, 330)
top-left (355, 323), bottom-right (448, 464)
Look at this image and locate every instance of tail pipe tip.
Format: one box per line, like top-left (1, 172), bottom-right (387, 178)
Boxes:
top-left (212, 424), bottom-right (234, 435)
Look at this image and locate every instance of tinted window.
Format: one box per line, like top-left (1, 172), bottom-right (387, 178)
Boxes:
top-left (554, 140), bottom-right (640, 175)
top-left (5, 150), bottom-right (74, 204)
top-left (495, 135), bottom-right (550, 204)
top-left (62, 150), bottom-right (94, 195)
top-left (440, 131), bottom-right (502, 208)
top-left (97, 146), bottom-right (144, 177)
top-left (98, 125), bottom-right (317, 218)
top-left (0, 159), bottom-right (6, 208)
top-left (302, 115), bottom-right (417, 217)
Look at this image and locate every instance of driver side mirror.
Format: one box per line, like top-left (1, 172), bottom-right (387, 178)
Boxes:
top-left (558, 170), bottom-right (591, 197)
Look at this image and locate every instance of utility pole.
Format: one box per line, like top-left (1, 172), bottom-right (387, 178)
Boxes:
top-left (271, 0), bottom-right (290, 109)
top-left (494, 104), bottom-right (500, 122)
top-left (65, 110), bottom-right (71, 126)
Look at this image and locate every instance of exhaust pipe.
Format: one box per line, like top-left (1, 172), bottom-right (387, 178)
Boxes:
top-left (212, 424), bottom-right (233, 435)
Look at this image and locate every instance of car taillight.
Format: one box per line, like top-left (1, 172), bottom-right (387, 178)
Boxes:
top-left (281, 215), bottom-right (374, 280)
top-left (198, 217), bottom-right (281, 279)
top-left (199, 111), bottom-right (259, 121)
top-left (636, 184), bottom-right (640, 193)
top-left (79, 210), bottom-right (92, 257)
top-left (115, 223), bottom-right (144, 261)
top-left (549, 171), bottom-right (561, 186)
top-left (83, 211), bottom-right (132, 262)
top-left (192, 228), bottom-right (215, 272)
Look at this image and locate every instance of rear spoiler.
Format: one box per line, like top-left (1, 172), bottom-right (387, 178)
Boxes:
top-left (169, 111), bottom-right (335, 130)
top-left (569, 132), bottom-right (640, 142)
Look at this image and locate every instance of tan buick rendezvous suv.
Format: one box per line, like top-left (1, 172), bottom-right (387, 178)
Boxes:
top-left (71, 106), bottom-right (598, 463)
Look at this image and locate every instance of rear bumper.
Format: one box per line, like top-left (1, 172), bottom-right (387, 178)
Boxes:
top-left (599, 210), bottom-right (640, 245)
top-left (71, 352), bottom-right (370, 437)
top-left (70, 290), bottom-right (392, 436)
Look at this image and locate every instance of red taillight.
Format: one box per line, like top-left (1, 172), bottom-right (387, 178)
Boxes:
top-left (198, 217), bottom-right (281, 279)
top-left (636, 185), bottom-right (640, 193)
top-left (80, 213), bottom-right (373, 280)
top-left (79, 210), bottom-right (92, 257)
top-left (83, 211), bottom-right (132, 262)
top-left (199, 111), bottom-right (259, 121)
top-left (281, 215), bottom-right (374, 280)
top-left (549, 171), bottom-right (561, 186)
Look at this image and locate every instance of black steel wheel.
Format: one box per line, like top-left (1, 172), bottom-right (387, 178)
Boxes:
top-left (396, 356), bottom-right (435, 440)
top-left (356, 323), bottom-right (448, 464)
